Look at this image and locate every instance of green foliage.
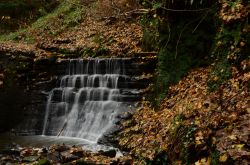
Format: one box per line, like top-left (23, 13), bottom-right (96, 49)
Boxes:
top-left (208, 61), bottom-right (231, 91)
top-left (0, 0), bottom-right (86, 41)
top-left (180, 125), bottom-right (197, 164)
top-left (76, 159), bottom-right (94, 165)
top-left (82, 47), bottom-right (110, 58)
top-left (92, 33), bottom-right (103, 45)
top-left (3, 64), bottom-right (16, 89)
top-left (208, 17), bottom-right (248, 91)
top-left (211, 150), bottom-right (220, 165)
top-left (64, 7), bottom-right (84, 27)
top-left (167, 123), bottom-right (197, 164)
top-left (149, 11), bottom-right (215, 106)
top-left (0, 0), bottom-right (59, 34)
top-left (140, 14), bottom-right (159, 51)
top-left (139, 0), bottom-right (217, 107)
top-left (0, 0), bottom-right (30, 12)
top-left (147, 151), bottom-right (168, 165)
top-left (31, 0), bottom-right (86, 35)
top-left (35, 159), bottom-right (51, 165)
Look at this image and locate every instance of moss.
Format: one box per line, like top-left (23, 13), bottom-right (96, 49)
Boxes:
top-left (0, 0), bottom-right (87, 41)
top-left (76, 159), bottom-right (95, 165)
top-left (35, 159), bottom-right (51, 165)
top-left (211, 150), bottom-right (220, 165)
top-left (82, 46), bottom-right (110, 58)
top-left (208, 60), bottom-right (231, 91)
top-left (140, 14), bottom-right (159, 52)
top-left (144, 5), bottom-right (216, 107)
top-left (208, 13), bottom-right (249, 91)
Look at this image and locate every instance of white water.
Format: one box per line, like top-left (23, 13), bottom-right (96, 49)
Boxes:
top-left (0, 134), bottom-right (117, 152)
top-left (42, 58), bottom-right (130, 143)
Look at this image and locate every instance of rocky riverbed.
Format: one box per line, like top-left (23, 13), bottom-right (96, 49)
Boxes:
top-left (0, 139), bottom-right (132, 165)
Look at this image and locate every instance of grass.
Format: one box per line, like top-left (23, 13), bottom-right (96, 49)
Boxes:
top-left (0, 0), bottom-right (88, 43)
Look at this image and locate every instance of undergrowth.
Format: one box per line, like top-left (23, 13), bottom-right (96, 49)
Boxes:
top-left (0, 0), bottom-right (88, 42)
top-left (145, 9), bottom-right (216, 107)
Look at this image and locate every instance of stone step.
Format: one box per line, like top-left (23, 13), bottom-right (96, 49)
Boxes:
top-left (34, 57), bottom-right (157, 76)
top-left (0, 73), bottom-right (3, 87)
top-left (56, 75), bottom-right (152, 89)
top-left (50, 88), bottom-right (142, 103)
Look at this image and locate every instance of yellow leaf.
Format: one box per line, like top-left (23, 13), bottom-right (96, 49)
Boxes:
top-left (195, 120), bottom-right (200, 125)
top-left (196, 140), bottom-right (202, 145)
top-left (201, 157), bottom-right (207, 163)
top-left (195, 157), bottom-right (211, 165)
top-left (213, 76), bottom-right (219, 81)
top-left (197, 102), bottom-right (202, 108)
top-left (228, 135), bottom-right (237, 140)
top-left (236, 144), bottom-right (244, 149)
top-left (195, 161), bottom-right (202, 165)
top-left (219, 154), bottom-right (228, 162)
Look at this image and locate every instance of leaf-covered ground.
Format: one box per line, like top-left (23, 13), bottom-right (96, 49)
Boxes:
top-left (0, 0), bottom-right (143, 58)
top-left (119, 60), bottom-right (249, 164)
top-left (0, 0), bottom-right (249, 164)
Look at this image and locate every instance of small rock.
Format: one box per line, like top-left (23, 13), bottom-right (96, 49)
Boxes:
top-left (69, 147), bottom-right (84, 157)
top-left (61, 151), bottom-right (79, 163)
top-left (47, 151), bottom-right (60, 162)
top-left (22, 155), bottom-right (40, 162)
top-left (117, 112), bottom-right (133, 120)
top-left (50, 144), bottom-right (69, 152)
top-left (38, 147), bottom-right (48, 156)
top-left (1, 155), bottom-right (12, 161)
top-left (76, 159), bottom-right (96, 165)
top-left (20, 148), bottom-right (33, 157)
top-left (36, 159), bottom-right (50, 165)
top-left (98, 149), bottom-right (116, 158)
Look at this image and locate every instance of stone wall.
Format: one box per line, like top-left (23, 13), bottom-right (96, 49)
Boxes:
top-left (0, 50), bottom-right (157, 136)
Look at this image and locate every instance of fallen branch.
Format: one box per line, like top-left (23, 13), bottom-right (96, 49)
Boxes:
top-left (57, 122), bottom-right (67, 137)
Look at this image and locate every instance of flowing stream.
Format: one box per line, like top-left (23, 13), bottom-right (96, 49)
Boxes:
top-left (42, 58), bottom-right (133, 143)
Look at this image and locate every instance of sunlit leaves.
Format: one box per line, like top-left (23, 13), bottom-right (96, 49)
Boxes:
top-left (119, 65), bottom-right (249, 163)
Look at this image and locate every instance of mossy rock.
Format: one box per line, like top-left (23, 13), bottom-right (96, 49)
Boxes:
top-left (35, 159), bottom-right (51, 165)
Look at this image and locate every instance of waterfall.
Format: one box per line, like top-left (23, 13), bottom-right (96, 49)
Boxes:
top-left (42, 58), bottom-right (132, 143)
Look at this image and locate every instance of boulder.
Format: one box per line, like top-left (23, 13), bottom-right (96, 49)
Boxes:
top-left (98, 149), bottom-right (116, 158)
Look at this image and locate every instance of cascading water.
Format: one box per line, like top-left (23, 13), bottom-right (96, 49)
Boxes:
top-left (42, 58), bottom-right (131, 143)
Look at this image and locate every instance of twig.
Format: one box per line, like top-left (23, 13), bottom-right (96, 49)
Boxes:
top-left (123, 9), bottom-right (150, 15)
top-left (145, 0), bottom-right (212, 12)
top-left (110, 0), bottom-right (121, 17)
top-left (57, 121), bottom-right (67, 137)
top-left (175, 28), bottom-right (184, 59)
top-left (175, 10), bottom-right (212, 59)
top-left (161, 6), bottom-right (211, 12)
top-left (163, 22), bottom-right (171, 49)
top-left (192, 9), bottom-right (210, 33)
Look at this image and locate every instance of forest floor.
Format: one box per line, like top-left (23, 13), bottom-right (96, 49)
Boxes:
top-left (0, 0), bottom-right (143, 60)
top-left (0, 0), bottom-right (249, 165)
top-left (119, 61), bottom-right (250, 164)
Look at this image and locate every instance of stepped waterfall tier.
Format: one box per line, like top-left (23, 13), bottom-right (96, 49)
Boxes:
top-left (42, 58), bottom-right (136, 142)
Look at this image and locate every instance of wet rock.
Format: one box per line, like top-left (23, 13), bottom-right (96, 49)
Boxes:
top-left (0, 148), bottom-right (21, 156)
top-left (36, 159), bottom-right (51, 165)
top-left (20, 148), bottom-right (34, 157)
top-left (117, 112), bottom-right (133, 120)
top-left (37, 147), bottom-right (48, 156)
top-left (98, 126), bottom-right (121, 147)
top-left (50, 144), bottom-right (69, 152)
top-left (76, 159), bottom-right (96, 165)
top-left (1, 155), bottom-right (12, 161)
top-left (53, 38), bottom-right (72, 44)
top-left (61, 151), bottom-right (79, 163)
top-left (69, 147), bottom-right (85, 157)
top-left (98, 149), bottom-right (116, 158)
top-left (22, 155), bottom-right (40, 162)
top-left (47, 151), bottom-right (61, 162)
